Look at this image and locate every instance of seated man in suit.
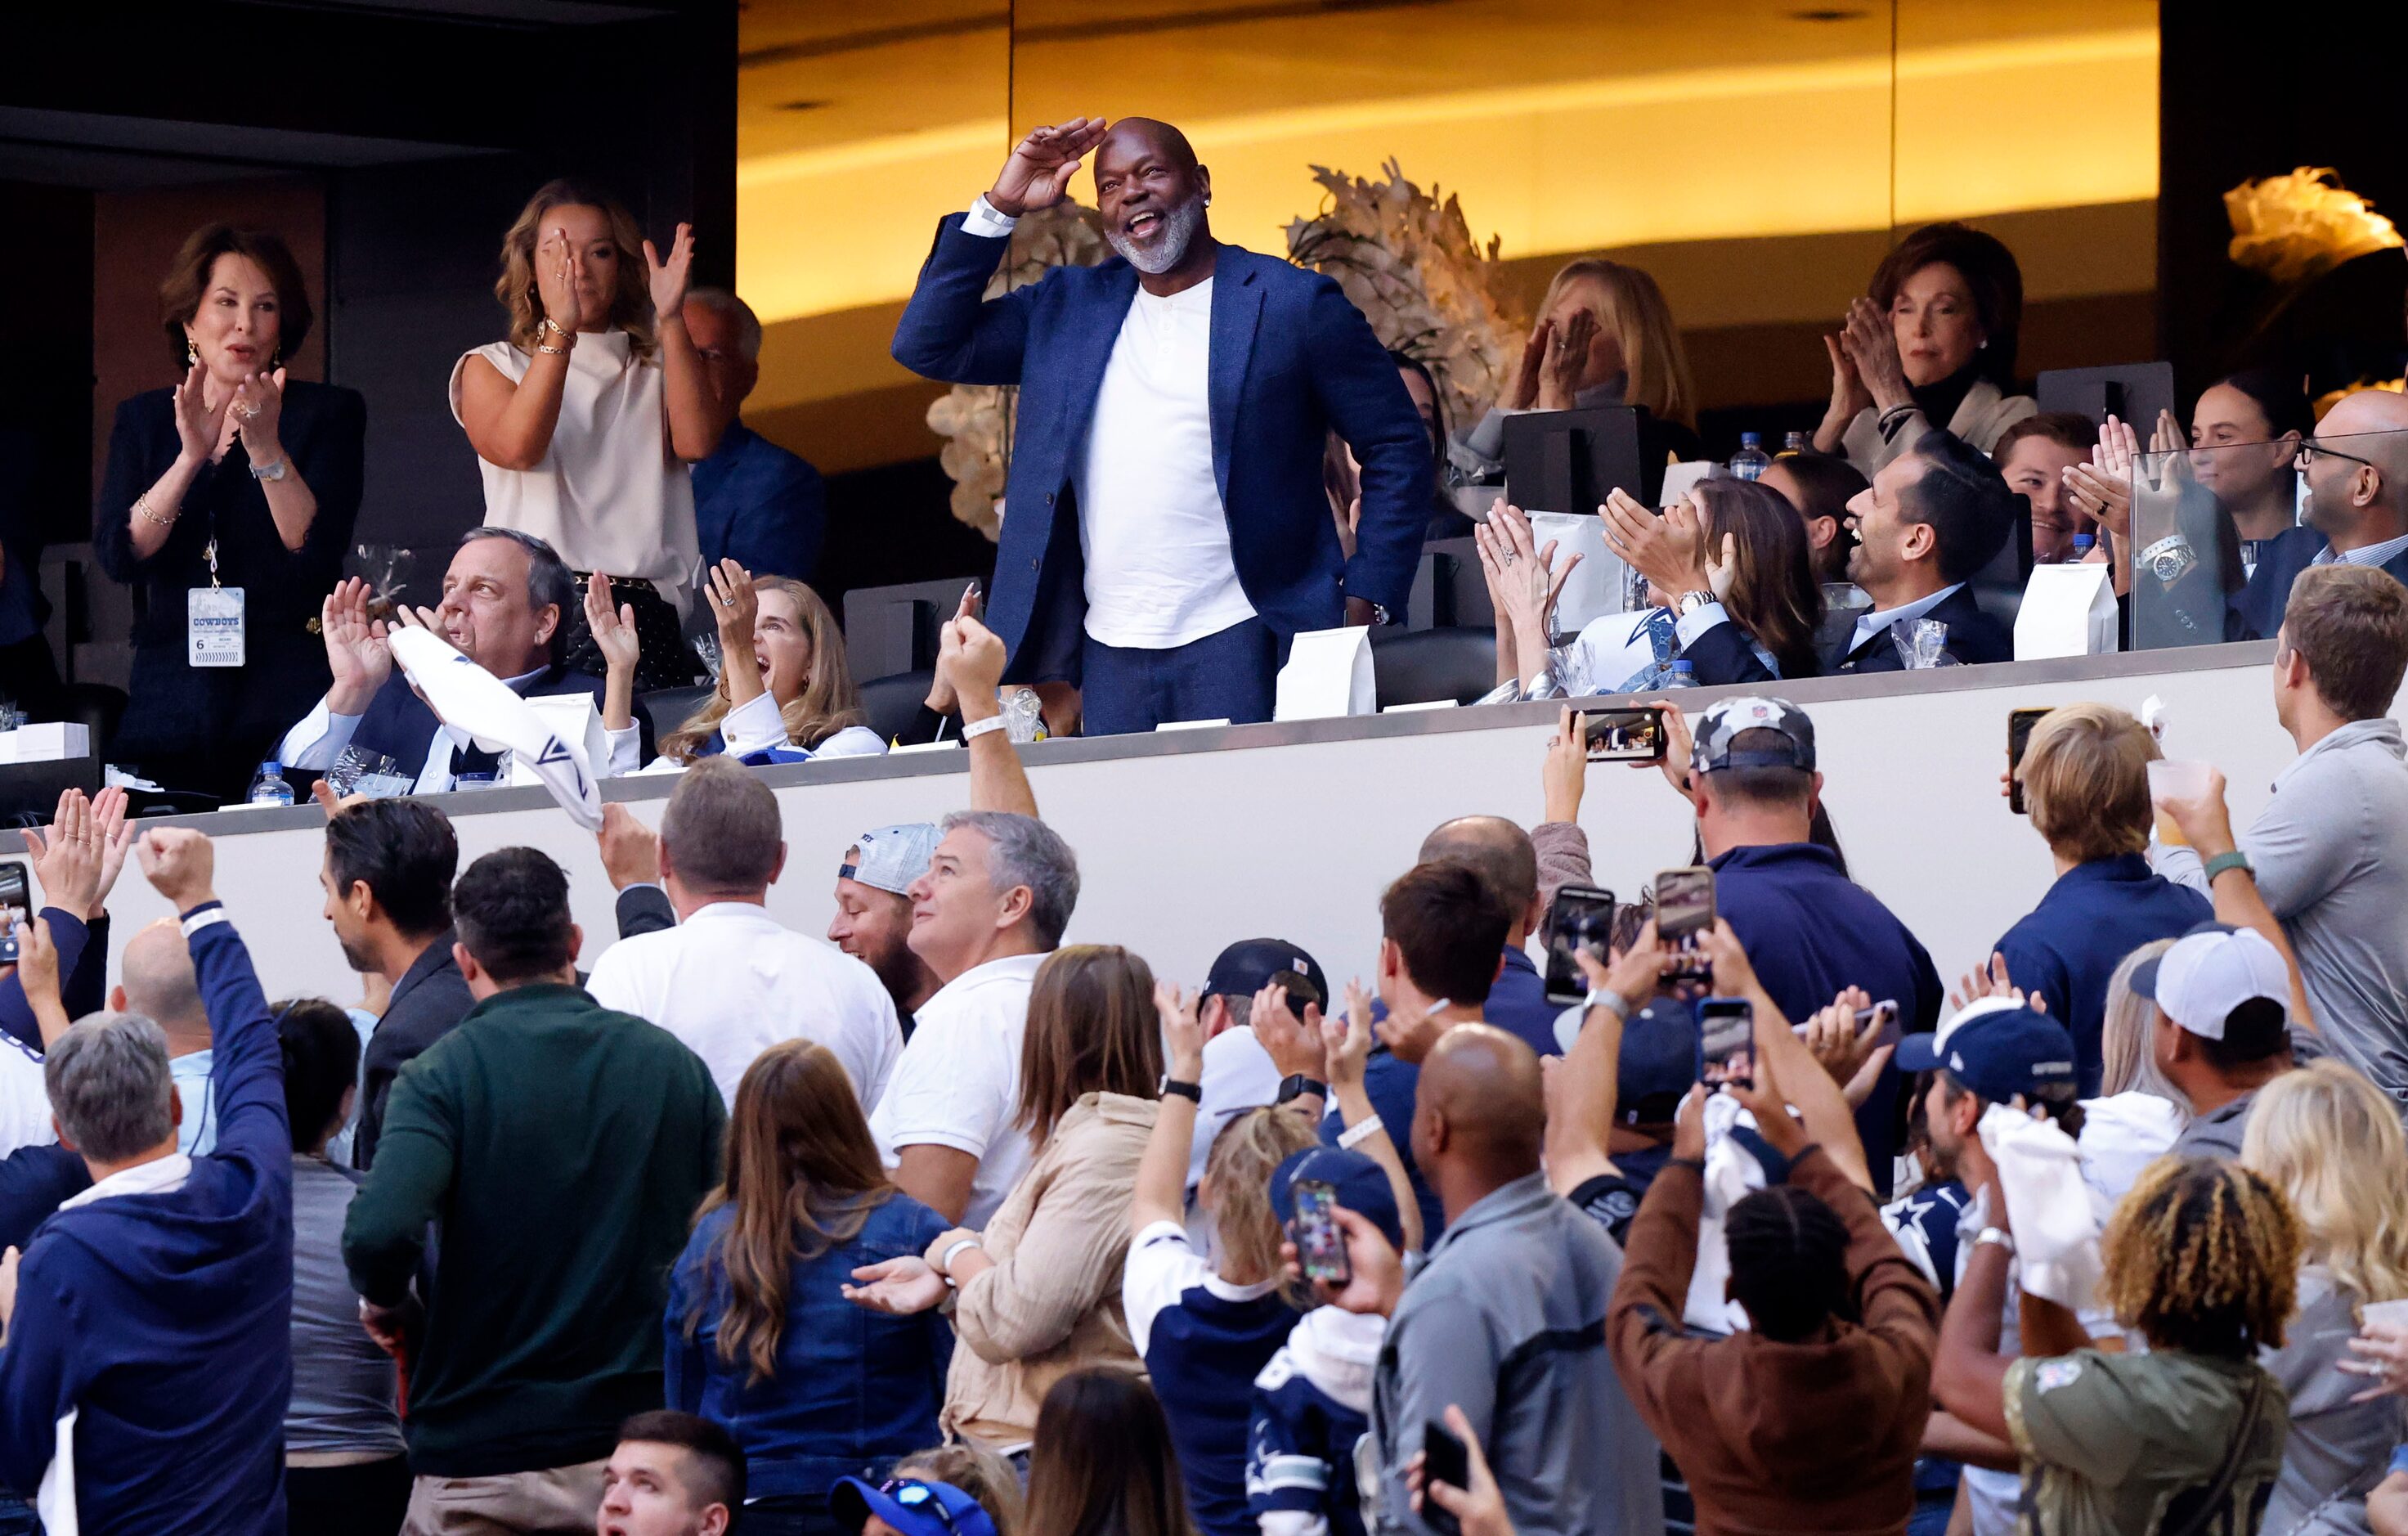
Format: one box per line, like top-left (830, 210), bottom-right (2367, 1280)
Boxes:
top-left (685, 289), bottom-right (825, 582)
top-left (2235, 388), bottom-right (2408, 639)
top-left (1827, 428), bottom-right (2016, 673)
top-left (890, 115), bottom-right (1433, 735)
top-left (277, 527), bottom-right (650, 793)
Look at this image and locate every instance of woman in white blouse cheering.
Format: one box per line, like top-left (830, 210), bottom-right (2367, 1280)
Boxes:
top-left (451, 179), bottom-right (724, 689)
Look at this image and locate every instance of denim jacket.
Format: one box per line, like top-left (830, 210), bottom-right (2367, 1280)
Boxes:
top-left (666, 1193), bottom-right (954, 1498)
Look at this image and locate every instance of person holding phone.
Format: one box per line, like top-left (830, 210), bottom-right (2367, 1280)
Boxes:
top-left (1993, 703), bottom-right (2210, 1094)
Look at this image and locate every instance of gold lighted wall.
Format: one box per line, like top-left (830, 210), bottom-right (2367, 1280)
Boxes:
top-left (737, 1), bottom-right (2159, 474)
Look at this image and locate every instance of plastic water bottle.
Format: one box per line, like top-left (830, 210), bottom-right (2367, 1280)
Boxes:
top-left (1729, 433), bottom-right (1772, 482)
top-left (2069, 532), bottom-right (2096, 564)
top-left (245, 761), bottom-right (294, 806)
top-left (1662, 660), bottom-right (1698, 689)
top-left (1779, 430), bottom-right (1808, 459)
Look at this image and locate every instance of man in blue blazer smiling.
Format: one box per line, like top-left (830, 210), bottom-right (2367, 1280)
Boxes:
top-left (893, 115), bottom-right (1433, 734)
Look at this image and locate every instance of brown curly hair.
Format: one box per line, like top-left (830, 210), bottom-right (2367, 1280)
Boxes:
top-left (495, 178), bottom-right (655, 359)
top-left (2101, 1156), bottom-right (2303, 1359)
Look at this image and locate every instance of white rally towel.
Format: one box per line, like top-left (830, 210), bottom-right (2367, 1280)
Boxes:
top-left (387, 627), bottom-right (603, 830)
top-left (1979, 1101), bottom-right (2104, 1312)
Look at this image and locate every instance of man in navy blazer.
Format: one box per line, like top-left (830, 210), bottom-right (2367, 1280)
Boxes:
top-left (891, 115), bottom-right (1433, 734)
top-left (276, 528), bottom-right (650, 790)
top-left (1823, 429), bottom-right (2017, 673)
top-left (2233, 389), bottom-right (2408, 639)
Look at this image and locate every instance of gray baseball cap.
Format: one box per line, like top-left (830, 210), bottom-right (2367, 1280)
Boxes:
top-left (1692, 695), bottom-right (1816, 775)
top-left (838, 823), bottom-right (939, 896)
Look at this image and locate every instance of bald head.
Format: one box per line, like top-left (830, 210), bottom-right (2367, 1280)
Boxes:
top-left (2306, 389), bottom-right (2408, 540)
top-left (117, 918), bottom-right (206, 1035)
top-left (1414, 1025), bottom-right (1545, 1188)
top-left (1098, 117), bottom-right (1198, 175)
top-left (1419, 816), bottom-right (1540, 922)
top-left (2320, 388), bottom-right (2408, 439)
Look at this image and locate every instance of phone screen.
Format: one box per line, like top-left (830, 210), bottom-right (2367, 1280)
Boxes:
top-left (1581, 707), bottom-right (1666, 764)
top-left (1654, 863), bottom-right (1715, 959)
top-left (1293, 1180), bottom-right (1351, 1286)
top-left (1697, 998), bottom-right (1754, 1087)
top-left (0, 863), bottom-right (27, 965)
top-left (1421, 1421), bottom-right (1470, 1536)
top-left (2007, 707), bottom-right (2050, 815)
top-left (1542, 885), bottom-right (1617, 1004)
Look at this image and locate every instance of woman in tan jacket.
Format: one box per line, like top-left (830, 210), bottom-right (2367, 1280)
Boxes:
top-left (844, 945), bottom-right (1163, 1454)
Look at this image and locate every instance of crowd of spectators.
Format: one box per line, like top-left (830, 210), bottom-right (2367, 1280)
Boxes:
top-left (7, 107), bottom-right (2408, 1536)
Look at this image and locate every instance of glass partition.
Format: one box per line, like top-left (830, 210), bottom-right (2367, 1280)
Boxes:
top-left (2126, 427), bottom-right (2401, 651)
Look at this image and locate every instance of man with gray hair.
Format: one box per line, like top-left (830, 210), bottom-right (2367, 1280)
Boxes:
top-left (278, 526), bottom-right (653, 793)
top-left (684, 287), bottom-right (825, 582)
top-left (0, 826), bottom-right (297, 1533)
top-left (868, 606), bottom-right (1070, 1225)
top-left (585, 756), bottom-right (902, 1108)
top-left (109, 918), bottom-right (218, 1156)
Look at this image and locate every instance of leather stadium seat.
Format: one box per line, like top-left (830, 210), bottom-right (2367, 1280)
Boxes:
top-left (1368, 627), bottom-right (1500, 711)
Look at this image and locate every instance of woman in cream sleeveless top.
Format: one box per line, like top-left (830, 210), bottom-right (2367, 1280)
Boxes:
top-left (451, 178), bottom-right (723, 689)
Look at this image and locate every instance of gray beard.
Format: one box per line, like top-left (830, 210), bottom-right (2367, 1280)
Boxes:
top-left (1107, 197), bottom-right (1204, 275)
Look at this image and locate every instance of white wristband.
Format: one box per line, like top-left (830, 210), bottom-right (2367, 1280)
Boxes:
top-left (962, 713), bottom-right (1008, 741)
top-left (1585, 988), bottom-right (1631, 1024)
top-left (939, 1237), bottom-right (982, 1275)
top-left (1337, 1114), bottom-right (1385, 1150)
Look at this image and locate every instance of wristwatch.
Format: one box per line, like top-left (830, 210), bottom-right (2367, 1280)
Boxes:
top-left (1675, 590), bottom-right (1716, 618)
top-left (1276, 1074), bottom-right (1330, 1104)
top-left (1974, 1226), bottom-right (2016, 1256)
top-left (2139, 533), bottom-right (2197, 587)
top-left (248, 456), bottom-right (289, 483)
top-left (1159, 1076), bottom-right (1202, 1103)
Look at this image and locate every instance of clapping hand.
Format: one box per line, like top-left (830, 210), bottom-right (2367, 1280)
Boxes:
top-left (1476, 501), bottom-right (1579, 649)
top-left (230, 367), bottom-right (286, 460)
top-left (582, 573), bottom-right (643, 680)
top-left (1949, 951), bottom-right (2042, 1013)
top-left (1841, 295), bottom-right (1910, 410)
top-left (1536, 308), bottom-right (1598, 411)
top-left (1820, 328), bottom-right (1872, 435)
top-left (644, 222), bottom-right (696, 325)
top-left (987, 117), bottom-right (1110, 217)
top-left (534, 226), bottom-right (585, 335)
top-left (171, 360), bottom-right (232, 465)
top-left (2065, 415), bottom-right (2142, 541)
top-left (1253, 982), bottom-right (1327, 1083)
top-left (1600, 487), bottom-right (1709, 600)
top-left (20, 789), bottom-right (106, 918)
top-left (321, 577), bottom-right (394, 712)
top-left (1322, 980), bottom-right (1377, 1095)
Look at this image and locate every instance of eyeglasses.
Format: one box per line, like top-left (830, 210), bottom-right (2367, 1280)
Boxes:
top-left (2298, 439), bottom-right (2382, 472)
top-left (883, 1480), bottom-right (961, 1536)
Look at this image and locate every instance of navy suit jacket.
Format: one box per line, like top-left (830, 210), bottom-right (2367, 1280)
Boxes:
top-left (1819, 583), bottom-right (2013, 675)
top-left (2234, 524), bottom-right (2408, 640)
top-left (344, 662), bottom-right (651, 777)
top-left (892, 215), bottom-right (1433, 683)
top-left (691, 421), bottom-right (824, 582)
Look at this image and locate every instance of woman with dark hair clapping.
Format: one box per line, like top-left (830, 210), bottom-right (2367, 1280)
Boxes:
top-left (94, 223), bottom-right (364, 800)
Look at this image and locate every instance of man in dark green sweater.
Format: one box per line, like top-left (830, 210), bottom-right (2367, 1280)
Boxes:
top-left (343, 846), bottom-right (724, 1531)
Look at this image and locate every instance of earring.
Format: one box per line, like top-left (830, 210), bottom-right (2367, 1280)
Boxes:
top-left (186, 338), bottom-right (198, 366)
top-left (1978, 339), bottom-right (1989, 350)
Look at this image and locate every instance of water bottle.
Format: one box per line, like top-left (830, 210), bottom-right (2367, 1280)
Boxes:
top-left (1662, 659), bottom-right (1698, 689)
top-left (1729, 433), bottom-right (1772, 482)
top-left (245, 761), bottom-right (295, 807)
top-left (2069, 532), bottom-right (2096, 564)
top-left (1778, 430), bottom-right (1808, 459)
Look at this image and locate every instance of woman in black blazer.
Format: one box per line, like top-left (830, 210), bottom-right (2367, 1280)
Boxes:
top-left (94, 224), bottom-right (365, 801)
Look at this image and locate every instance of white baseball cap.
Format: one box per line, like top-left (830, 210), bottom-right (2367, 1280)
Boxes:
top-left (2130, 923), bottom-right (2289, 1041)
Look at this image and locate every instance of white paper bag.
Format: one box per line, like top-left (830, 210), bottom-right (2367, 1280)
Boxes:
top-left (1529, 512), bottom-right (1631, 632)
top-left (511, 694), bottom-right (612, 791)
top-left (2014, 563), bottom-right (2119, 661)
top-left (1274, 627), bottom-right (1375, 721)
top-left (1658, 460), bottom-right (1720, 509)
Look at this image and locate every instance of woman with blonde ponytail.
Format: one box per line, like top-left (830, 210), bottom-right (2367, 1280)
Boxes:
top-left (2244, 1060), bottom-right (2408, 1534)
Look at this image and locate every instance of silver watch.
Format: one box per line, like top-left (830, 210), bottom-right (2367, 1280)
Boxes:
top-left (1974, 1226), bottom-right (2016, 1256)
top-left (1676, 590), bottom-right (1716, 618)
top-left (248, 456), bottom-right (290, 483)
top-left (2139, 533), bottom-right (2195, 586)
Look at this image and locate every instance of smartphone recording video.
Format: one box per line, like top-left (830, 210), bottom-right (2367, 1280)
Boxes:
top-left (1292, 1179), bottom-right (1351, 1287)
top-left (1697, 998), bottom-right (1754, 1088)
top-left (1654, 865), bottom-right (1715, 977)
top-left (1581, 707), bottom-right (1666, 764)
top-left (2007, 707), bottom-right (2050, 815)
top-left (1542, 884), bottom-right (1617, 1004)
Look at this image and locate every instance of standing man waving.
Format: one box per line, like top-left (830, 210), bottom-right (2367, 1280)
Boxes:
top-left (892, 116), bottom-right (1433, 734)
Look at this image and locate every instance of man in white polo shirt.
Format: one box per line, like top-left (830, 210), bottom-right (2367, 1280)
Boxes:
top-left (585, 757), bottom-right (900, 1110)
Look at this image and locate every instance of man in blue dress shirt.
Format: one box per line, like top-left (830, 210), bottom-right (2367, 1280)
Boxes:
top-left (684, 289), bottom-right (826, 583)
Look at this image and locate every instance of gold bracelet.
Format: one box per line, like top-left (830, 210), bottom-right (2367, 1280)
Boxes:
top-left (134, 493), bottom-right (177, 528)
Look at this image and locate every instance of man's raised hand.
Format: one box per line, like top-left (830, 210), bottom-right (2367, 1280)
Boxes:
top-left (986, 118), bottom-right (1110, 218)
top-left (134, 826), bottom-right (217, 911)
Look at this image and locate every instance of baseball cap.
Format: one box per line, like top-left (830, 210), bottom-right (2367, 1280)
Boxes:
top-left (1617, 1002), bottom-right (1702, 1123)
top-left (1692, 695), bottom-right (1816, 775)
top-left (2131, 922), bottom-right (2289, 1044)
top-left (1204, 938), bottom-right (1330, 1013)
top-left (1895, 997), bottom-right (2075, 1104)
top-left (1270, 1146), bottom-right (1406, 1254)
top-left (839, 823), bottom-right (939, 897)
top-left (828, 1476), bottom-right (998, 1536)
